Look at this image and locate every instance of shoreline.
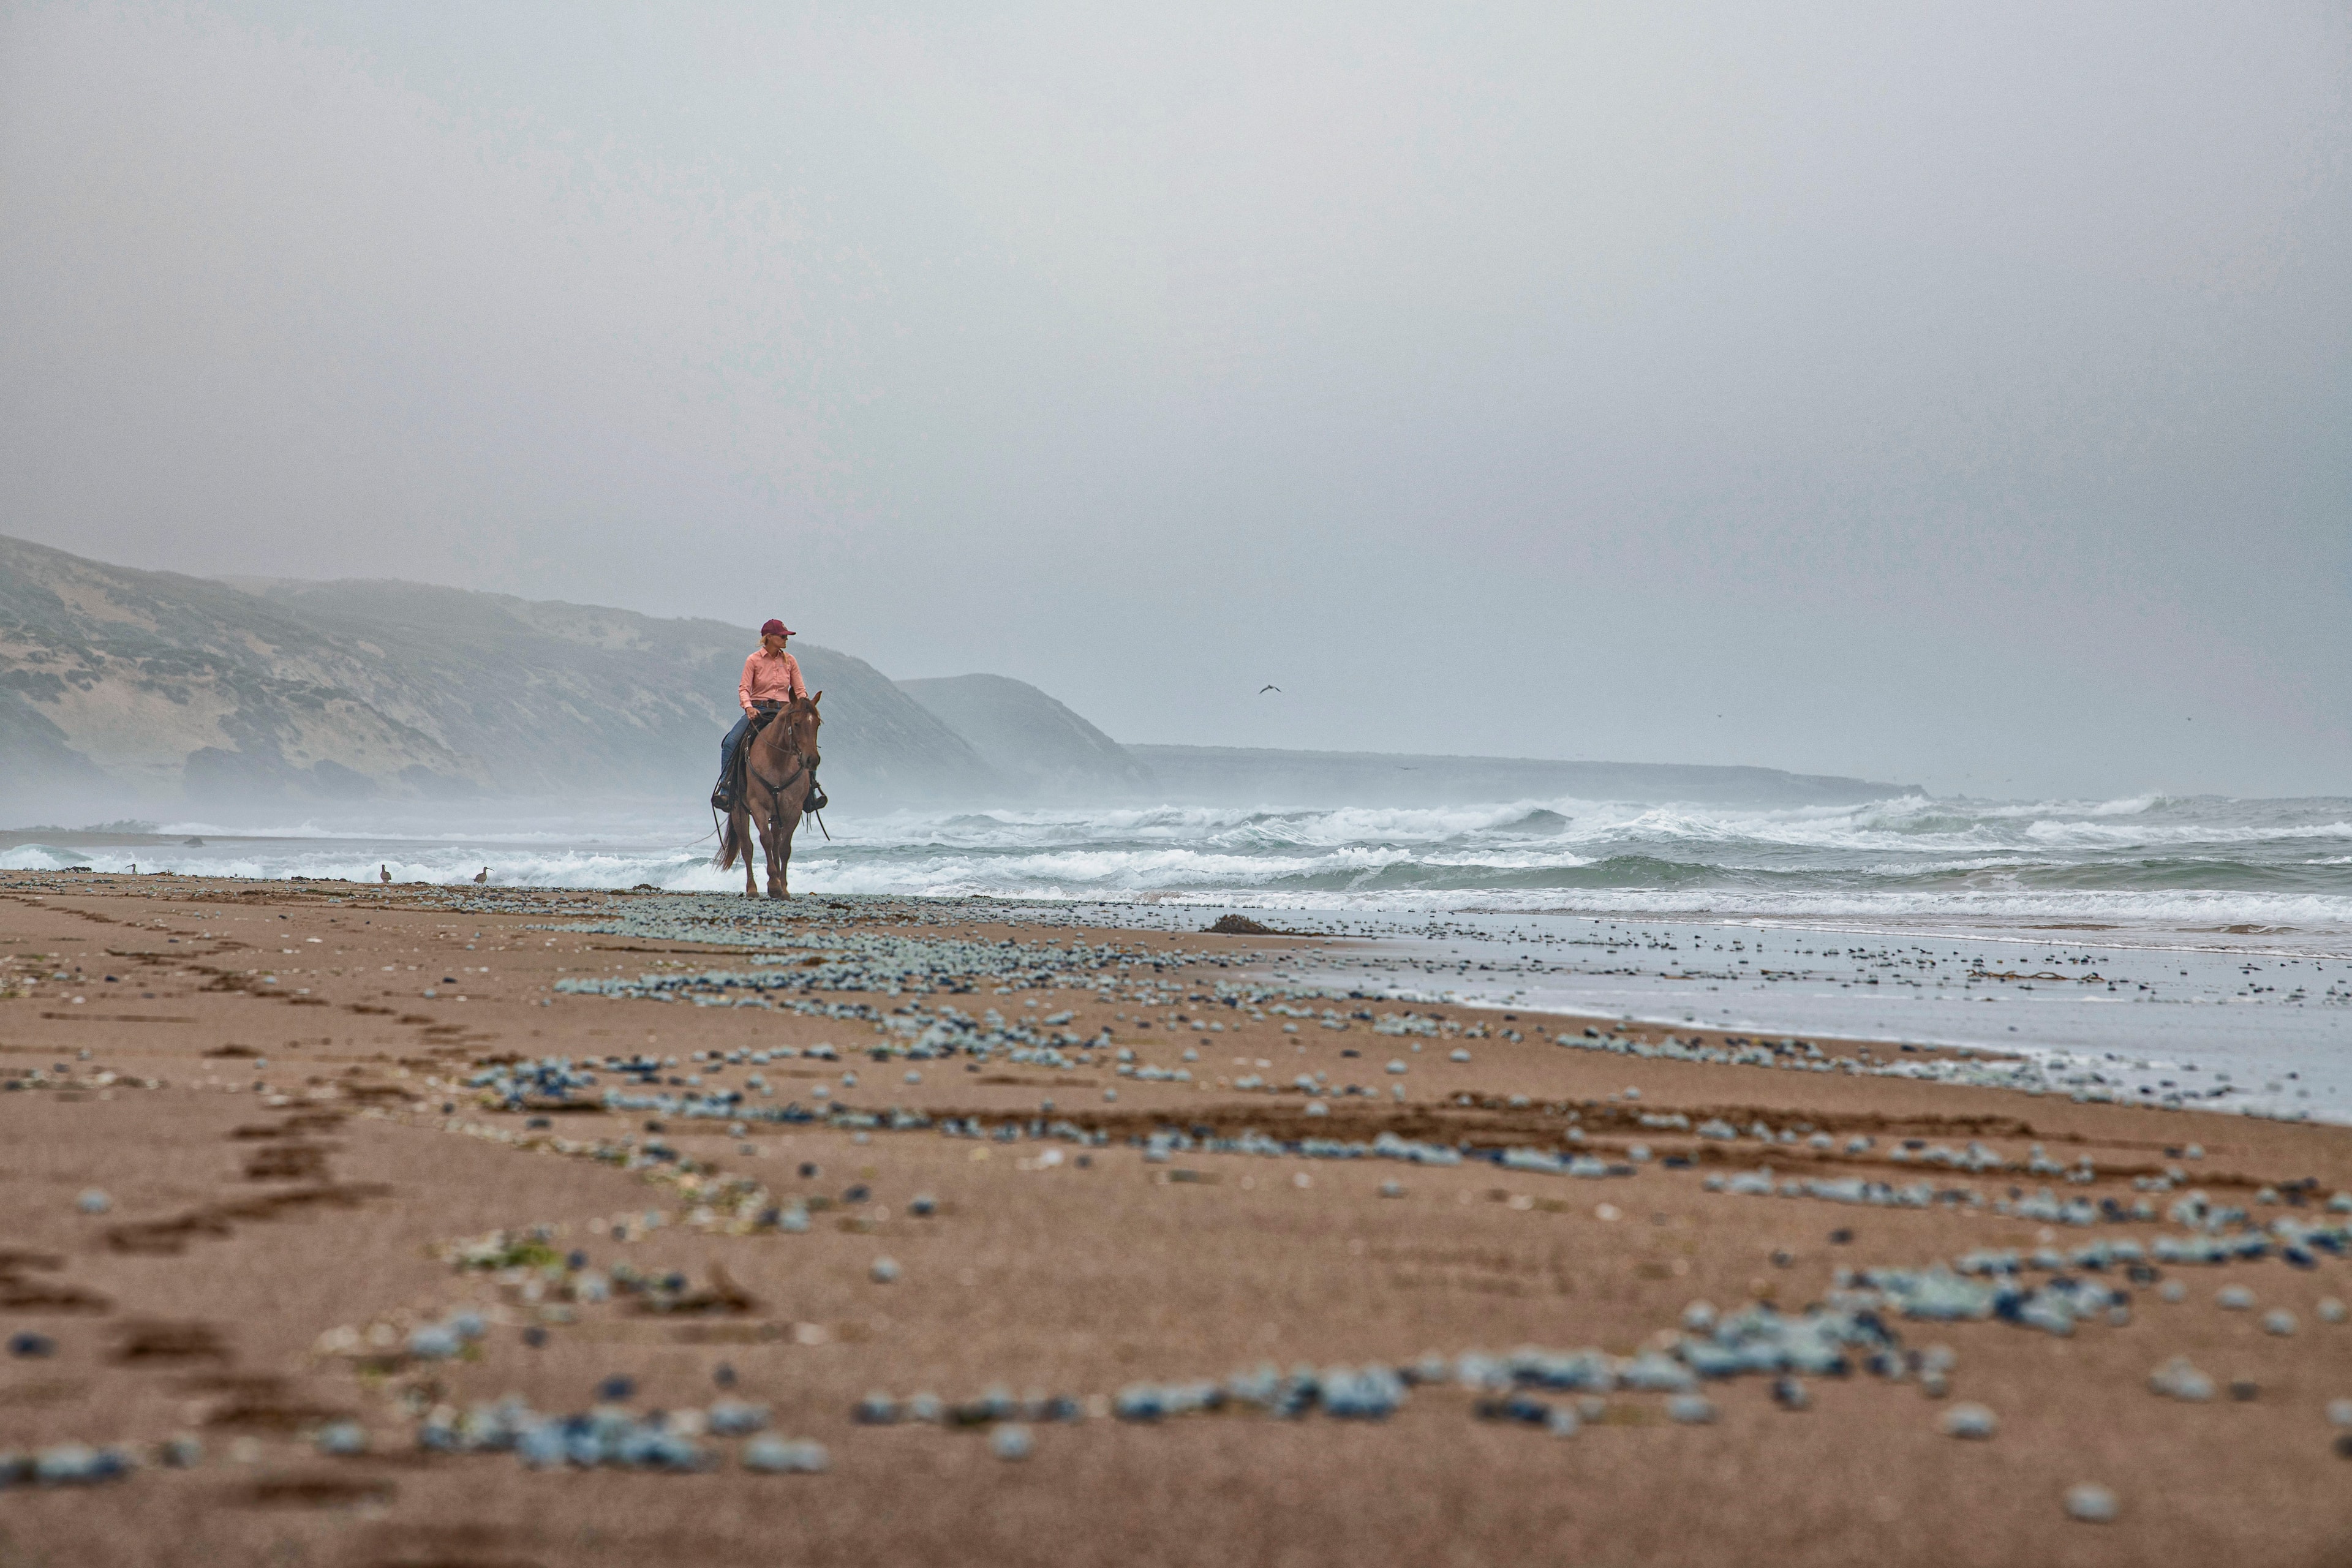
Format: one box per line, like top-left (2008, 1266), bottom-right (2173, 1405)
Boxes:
top-left (10, 865), bottom-right (2349, 1120)
top-left (0, 872), bottom-right (2347, 1564)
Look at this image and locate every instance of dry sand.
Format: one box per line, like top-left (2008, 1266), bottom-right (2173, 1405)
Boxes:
top-left (0, 870), bottom-right (2346, 1567)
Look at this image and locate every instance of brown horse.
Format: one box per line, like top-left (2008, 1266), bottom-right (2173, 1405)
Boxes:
top-left (714, 692), bottom-right (822, 897)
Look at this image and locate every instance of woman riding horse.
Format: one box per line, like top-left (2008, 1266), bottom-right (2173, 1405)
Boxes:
top-left (712, 617), bottom-right (824, 896)
top-left (714, 619), bottom-right (805, 810)
top-left (715, 688), bottom-right (823, 897)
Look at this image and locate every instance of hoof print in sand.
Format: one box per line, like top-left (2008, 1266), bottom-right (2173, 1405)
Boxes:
top-left (110, 1319), bottom-right (231, 1365)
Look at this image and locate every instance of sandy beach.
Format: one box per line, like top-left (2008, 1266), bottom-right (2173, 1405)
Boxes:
top-left (0, 869), bottom-right (2346, 1567)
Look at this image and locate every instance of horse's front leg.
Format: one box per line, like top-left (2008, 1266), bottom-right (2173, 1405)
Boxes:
top-left (769, 804), bottom-right (798, 899)
top-left (734, 802), bottom-right (758, 897)
top-left (764, 805), bottom-right (789, 898)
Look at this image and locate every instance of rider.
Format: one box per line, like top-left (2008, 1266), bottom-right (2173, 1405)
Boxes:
top-left (713, 618), bottom-right (807, 810)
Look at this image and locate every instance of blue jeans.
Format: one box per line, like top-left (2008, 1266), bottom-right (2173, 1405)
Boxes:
top-left (718, 703), bottom-right (799, 804)
top-left (719, 712), bottom-right (753, 788)
top-left (718, 706), bottom-right (778, 797)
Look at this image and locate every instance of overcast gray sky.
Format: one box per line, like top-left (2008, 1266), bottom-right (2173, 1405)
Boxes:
top-left (4, 1), bottom-right (2346, 798)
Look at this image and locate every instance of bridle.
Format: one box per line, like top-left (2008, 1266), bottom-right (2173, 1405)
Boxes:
top-left (746, 707), bottom-right (820, 835)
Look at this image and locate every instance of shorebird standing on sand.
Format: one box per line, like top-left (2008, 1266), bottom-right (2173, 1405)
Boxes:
top-left (474, 867), bottom-right (489, 884)
top-left (380, 865), bottom-right (391, 884)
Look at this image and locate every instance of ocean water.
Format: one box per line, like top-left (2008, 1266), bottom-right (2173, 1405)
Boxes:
top-left (9, 791), bottom-right (2350, 1118)
top-left (17, 790), bottom-right (2343, 925)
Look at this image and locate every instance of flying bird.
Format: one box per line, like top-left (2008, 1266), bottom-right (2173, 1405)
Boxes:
top-left (1259, 684), bottom-right (1281, 695)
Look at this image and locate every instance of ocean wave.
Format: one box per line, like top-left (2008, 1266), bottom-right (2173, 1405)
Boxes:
top-left (786, 794), bottom-right (2352, 873)
top-left (2020, 818), bottom-right (2352, 848)
top-left (0, 845), bottom-right (86, 871)
top-left (17, 793), bottom-right (2352, 940)
top-left (1961, 792), bottom-right (2169, 820)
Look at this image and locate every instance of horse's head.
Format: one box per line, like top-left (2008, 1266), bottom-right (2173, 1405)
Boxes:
top-left (779, 690), bottom-right (823, 766)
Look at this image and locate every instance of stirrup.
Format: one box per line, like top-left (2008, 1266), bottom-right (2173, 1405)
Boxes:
top-left (804, 783), bottom-right (828, 813)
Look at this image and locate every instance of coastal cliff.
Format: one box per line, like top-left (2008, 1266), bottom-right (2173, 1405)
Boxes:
top-left (3, 535), bottom-right (1921, 816)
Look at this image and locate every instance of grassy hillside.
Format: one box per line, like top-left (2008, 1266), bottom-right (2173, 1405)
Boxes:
top-left (0, 536), bottom-right (993, 810)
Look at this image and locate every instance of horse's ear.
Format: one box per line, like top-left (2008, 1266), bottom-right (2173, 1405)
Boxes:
top-left (811, 690), bottom-right (823, 705)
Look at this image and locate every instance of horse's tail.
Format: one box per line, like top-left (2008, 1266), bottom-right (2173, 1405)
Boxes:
top-left (714, 812), bottom-right (741, 871)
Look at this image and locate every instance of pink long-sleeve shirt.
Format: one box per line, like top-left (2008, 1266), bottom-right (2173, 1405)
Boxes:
top-left (739, 648), bottom-right (807, 714)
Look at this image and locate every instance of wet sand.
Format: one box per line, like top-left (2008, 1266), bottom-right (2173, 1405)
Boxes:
top-left (0, 870), bottom-right (2347, 1567)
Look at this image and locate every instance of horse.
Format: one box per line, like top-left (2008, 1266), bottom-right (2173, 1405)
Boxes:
top-left (714, 691), bottom-right (823, 898)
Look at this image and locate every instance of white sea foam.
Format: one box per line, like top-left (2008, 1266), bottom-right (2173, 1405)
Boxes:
top-left (17, 792), bottom-right (2350, 941)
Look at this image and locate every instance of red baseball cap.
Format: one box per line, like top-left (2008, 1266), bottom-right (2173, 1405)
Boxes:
top-left (760, 619), bottom-right (793, 638)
